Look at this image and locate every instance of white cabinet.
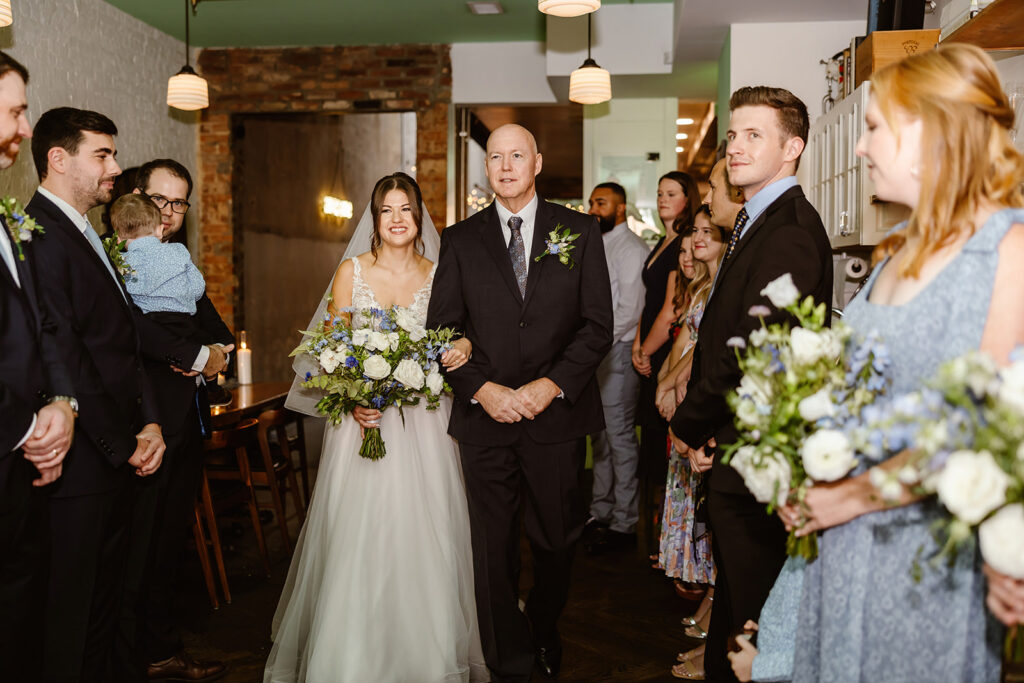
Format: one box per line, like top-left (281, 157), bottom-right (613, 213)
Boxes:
top-left (806, 82), bottom-right (909, 247)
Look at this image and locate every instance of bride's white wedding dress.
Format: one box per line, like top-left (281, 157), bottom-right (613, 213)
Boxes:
top-left (265, 258), bottom-right (489, 683)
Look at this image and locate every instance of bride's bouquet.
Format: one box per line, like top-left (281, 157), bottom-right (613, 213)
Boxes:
top-left (859, 350), bottom-right (1024, 661)
top-left (721, 274), bottom-right (891, 561)
top-left (290, 306), bottom-right (460, 461)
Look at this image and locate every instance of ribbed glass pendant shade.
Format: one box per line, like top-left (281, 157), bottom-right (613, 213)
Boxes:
top-left (0, 1), bottom-right (13, 27)
top-left (569, 59), bottom-right (611, 105)
top-left (167, 66), bottom-right (209, 111)
top-left (538, 0), bottom-right (599, 17)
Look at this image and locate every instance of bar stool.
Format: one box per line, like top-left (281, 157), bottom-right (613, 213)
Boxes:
top-left (201, 418), bottom-right (272, 594)
top-left (254, 408), bottom-right (307, 552)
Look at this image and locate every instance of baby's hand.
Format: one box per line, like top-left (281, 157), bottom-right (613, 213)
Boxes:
top-left (441, 338), bottom-right (472, 370)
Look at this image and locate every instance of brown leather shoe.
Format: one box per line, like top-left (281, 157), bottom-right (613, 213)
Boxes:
top-left (147, 650), bottom-right (226, 681)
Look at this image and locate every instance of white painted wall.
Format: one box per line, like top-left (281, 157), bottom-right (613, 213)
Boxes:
top-left (583, 98), bottom-right (678, 227)
top-left (0, 0), bottom-right (198, 248)
top-left (451, 42), bottom-right (558, 104)
top-left (545, 4), bottom-right (674, 76)
top-left (729, 20), bottom-right (867, 127)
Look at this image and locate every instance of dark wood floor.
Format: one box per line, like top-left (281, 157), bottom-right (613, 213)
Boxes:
top-left (176, 454), bottom-right (701, 682)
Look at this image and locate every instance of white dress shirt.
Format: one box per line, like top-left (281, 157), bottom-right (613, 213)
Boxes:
top-left (602, 222), bottom-right (651, 343)
top-left (494, 193), bottom-right (540, 276)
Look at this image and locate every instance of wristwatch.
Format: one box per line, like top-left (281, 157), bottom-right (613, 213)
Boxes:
top-left (49, 395), bottom-right (79, 417)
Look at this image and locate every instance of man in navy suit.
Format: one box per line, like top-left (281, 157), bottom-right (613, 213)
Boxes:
top-left (28, 107), bottom-right (169, 682)
top-left (428, 124), bottom-right (613, 682)
top-left (0, 52), bottom-right (76, 683)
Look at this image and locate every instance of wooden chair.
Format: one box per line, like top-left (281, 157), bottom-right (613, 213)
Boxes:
top-left (202, 418), bottom-right (272, 580)
top-left (192, 503), bottom-right (221, 609)
top-left (254, 408), bottom-right (307, 553)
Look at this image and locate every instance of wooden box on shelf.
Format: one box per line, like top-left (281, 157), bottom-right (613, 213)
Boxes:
top-left (854, 29), bottom-right (941, 88)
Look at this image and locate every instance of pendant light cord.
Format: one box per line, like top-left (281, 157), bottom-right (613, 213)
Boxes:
top-left (587, 13), bottom-right (592, 61)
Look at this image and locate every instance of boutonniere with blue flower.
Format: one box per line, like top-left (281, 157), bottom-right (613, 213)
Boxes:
top-left (0, 196), bottom-right (43, 261)
top-left (534, 224), bottom-right (581, 269)
top-left (102, 235), bottom-right (136, 280)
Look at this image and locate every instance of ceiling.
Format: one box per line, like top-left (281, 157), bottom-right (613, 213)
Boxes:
top-left (103, 0), bottom-right (669, 48)
top-left (104, 0), bottom-right (864, 60)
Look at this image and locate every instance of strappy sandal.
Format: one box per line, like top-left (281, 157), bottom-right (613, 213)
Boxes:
top-left (671, 659), bottom-right (705, 680)
top-left (676, 644), bottom-right (705, 663)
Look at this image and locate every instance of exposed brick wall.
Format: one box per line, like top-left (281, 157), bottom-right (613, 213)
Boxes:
top-left (196, 45), bottom-right (451, 328)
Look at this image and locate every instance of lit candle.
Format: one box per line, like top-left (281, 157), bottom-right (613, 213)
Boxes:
top-left (237, 330), bottom-right (253, 385)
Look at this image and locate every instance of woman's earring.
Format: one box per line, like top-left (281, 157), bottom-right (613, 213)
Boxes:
top-left (910, 164), bottom-right (920, 180)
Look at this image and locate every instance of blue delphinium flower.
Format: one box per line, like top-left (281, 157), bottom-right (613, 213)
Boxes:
top-left (345, 356), bottom-right (358, 369)
top-left (305, 372), bottom-right (312, 380)
top-left (549, 243), bottom-right (561, 254)
top-left (371, 395), bottom-right (386, 409)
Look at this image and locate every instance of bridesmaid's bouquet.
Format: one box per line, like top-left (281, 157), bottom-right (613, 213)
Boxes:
top-left (721, 274), bottom-right (891, 561)
top-left (291, 306), bottom-right (460, 461)
top-left (860, 351), bottom-right (1024, 661)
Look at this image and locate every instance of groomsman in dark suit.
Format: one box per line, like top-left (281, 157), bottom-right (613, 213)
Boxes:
top-left (0, 52), bottom-right (76, 683)
top-left (114, 159), bottom-right (231, 682)
top-left (28, 107), bottom-right (171, 682)
top-left (669, 87), bottom-right (833, 683)
top-left (428, 124), bottom-right (613, 682)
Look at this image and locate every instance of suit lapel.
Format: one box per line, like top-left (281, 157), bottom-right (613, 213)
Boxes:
top-left (479, 202), bottom-right (525, 304)
top-left (523, 198), bottom-right (551, 309)
top-left (0, 218), bottom-right (20, 291)
top-left (32, 193), bottom-right (133, 317)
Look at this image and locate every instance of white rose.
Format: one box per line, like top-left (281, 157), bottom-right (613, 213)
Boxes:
top-left (388, 331), bottom-right (401, 351)
top-left (730, 445), bottom-right (791, 507)
top-left (998, 362), bottom-right (1024, 413)
top-left (979, 503), bottom-right (1024, 579)
top-left (800, 429), bottom-right (856, 482)
top-left (935, 450), bottom-right (1011, 525)
top-left (319, 348), bottom-right (340, 374)
top-left (351, 329), bottom-right (370, 347)
top-left (366, 331), bottom-right (391, 352)
top-left (760, 273), bottom-right (800, 308)
top-left (425, 370), bottom-right (444, 395)
top-left (819, 329), bottom-right (843, 362)
top-left (395, 309), bottom-right (419, 333)
top-left (790, 327), bottom-right (827, 366)
top-left (798, 388), bottom-right (835, 422)
top-left (392, 358), bottom-right (425, 390)
top-left (362, 354), bottom-right (392, 380)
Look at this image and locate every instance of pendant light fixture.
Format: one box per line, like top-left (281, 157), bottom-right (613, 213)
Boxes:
top-left (538, 0), bottom-right (599, 18)
top-left (167, 0), bottom-right (209, 111)
top-left (568, 13), bottom-right (611, 105)
top-left (0, 1), bottom-right (12, 27)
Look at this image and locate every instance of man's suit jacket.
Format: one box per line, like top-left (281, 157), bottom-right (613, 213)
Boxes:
top-left (139, 298), bottom-right (234, 435)
top-left (670, 184), bottom-right (833, 495)
top-left (0, 219), bottom-right (73, 482)
top-left (27, 191), bottom-right (174, 497)
top-left (427, 197), bottom-right (613, 447)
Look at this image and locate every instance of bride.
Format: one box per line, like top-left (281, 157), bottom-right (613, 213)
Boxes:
top-left (267, 172), bottom-right (489, 682)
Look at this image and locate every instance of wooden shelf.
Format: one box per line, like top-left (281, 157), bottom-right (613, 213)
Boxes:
top-left (943, 0), bottom-right (1024, 51)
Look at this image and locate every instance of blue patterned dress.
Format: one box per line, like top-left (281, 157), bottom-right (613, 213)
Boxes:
top-left (786, 210), bottom-right (1024, 683)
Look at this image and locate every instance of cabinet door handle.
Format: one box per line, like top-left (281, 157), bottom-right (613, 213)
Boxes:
top-left (839, 210), bottom-right (853, 236)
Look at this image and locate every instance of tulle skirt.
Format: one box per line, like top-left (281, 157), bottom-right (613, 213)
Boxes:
top-left (264, 398), bottom-right (489, 682)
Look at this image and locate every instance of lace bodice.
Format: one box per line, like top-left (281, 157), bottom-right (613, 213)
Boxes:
top-left (350, 256), bottom-right (436, 327)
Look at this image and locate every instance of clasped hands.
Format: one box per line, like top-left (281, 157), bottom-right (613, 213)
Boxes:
top-left (128, 423), bottom-right (165, 478)
top-left (21, 400), bottom-right (76, 487)
top-left (668, 429), bottom-right (715, 473)
top-left (475, 378), bottom-right (561, 424)
top-left (173, 343), bottom-right (236, 379)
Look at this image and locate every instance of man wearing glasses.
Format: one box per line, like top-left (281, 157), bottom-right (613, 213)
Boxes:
top-left (115, 159), bottom-right (235, 682)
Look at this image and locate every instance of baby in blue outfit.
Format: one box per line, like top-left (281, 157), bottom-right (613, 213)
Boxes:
top-left (111, 193), bottom-right (205, 314)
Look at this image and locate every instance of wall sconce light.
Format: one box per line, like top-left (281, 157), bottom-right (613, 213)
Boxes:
top-left (0, 1), bottom-right (13, 27)
top-left (568, 13), bottom-right (611, 105)
top-left (167, 0), bottom-right (209, 111)
top-left (538, 0), bottom-right (599, 17)
top-left (323, 196), bottom-right (354, 219)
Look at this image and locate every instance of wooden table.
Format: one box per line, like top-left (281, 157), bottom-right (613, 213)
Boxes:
top-left (210, 381), bottom-right (293, 429)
